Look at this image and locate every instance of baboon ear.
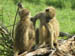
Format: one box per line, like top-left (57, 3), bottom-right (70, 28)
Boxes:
top-left (18, 2), bottom-right (23, 9)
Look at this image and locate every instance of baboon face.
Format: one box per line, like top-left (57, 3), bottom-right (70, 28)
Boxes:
top-left (45, 6), bottom-right (56, 18)
top-left (19, 8), bottom-right (30, 19)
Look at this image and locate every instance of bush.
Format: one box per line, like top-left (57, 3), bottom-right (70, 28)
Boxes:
top-left (0, 25), bottom-right (13, 56)
top-left (45, 0), bottom-right (72, 8)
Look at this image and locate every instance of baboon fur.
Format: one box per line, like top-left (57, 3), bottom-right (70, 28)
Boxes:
top-left (14, 5), bottom-right (35, 56)
top-left (31, 6), bottom-right (59, 49)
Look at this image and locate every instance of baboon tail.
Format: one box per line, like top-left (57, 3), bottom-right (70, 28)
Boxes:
top-left (59, 32), bottom-right (72, 38)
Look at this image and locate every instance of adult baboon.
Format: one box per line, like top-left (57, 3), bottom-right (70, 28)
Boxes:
top-left (14, 3), bottom-right (35, 56)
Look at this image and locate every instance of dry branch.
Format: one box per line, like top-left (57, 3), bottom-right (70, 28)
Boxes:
top-left (19, 36), bottom-right (75, 56)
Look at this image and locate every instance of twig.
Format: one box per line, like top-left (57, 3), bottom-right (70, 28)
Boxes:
top-left (18, 37), bottom-right (75, 56)
top-left (11, 6), bottom-right (19, 41)
top-left (11, 0), bottom-right (22, 42)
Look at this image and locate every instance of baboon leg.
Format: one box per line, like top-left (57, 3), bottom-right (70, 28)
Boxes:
top-left (39, 31), bottom-right (44, 45)
top-left (54, 38), bottom-right (58, 49)
top-left (54, 33), bottom-right (59, 49)
top-left (45, 24), bottom-right (55, 49)
top-left (50, 32), bottom-right (55, 49)
top-left (39, 27), bottom-right (46, 48)
top-left (35, 28), bottom-right (39, 45)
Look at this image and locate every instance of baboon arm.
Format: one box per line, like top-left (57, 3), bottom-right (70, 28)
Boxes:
top-left (31, 12), bottom-right (44, 27)
top-left (32, 12), bottom-right (43, 20)
top-left (45, 24), bottom-right (54, 48)
top-left (44, 24), bottom-right (52, 37)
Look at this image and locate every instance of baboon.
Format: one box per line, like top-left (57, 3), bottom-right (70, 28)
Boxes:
top-left (14, 3), bottom-right (35, 56)
top-left (31, 6), bottom-right (59, 49)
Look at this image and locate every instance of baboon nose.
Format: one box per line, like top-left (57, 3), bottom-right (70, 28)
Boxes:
top-left (46, 9), bottom-right (49, 12)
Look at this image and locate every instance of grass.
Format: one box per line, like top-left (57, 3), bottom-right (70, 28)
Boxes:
top-left (56, 9), bottom-right (75, 34)
top-left (0, 0), bottom-right (75, 33)
top-left (0, 0), bottom-right (75, 34)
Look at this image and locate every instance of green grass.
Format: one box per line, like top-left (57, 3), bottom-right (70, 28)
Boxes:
top-left (56, 9), bottom-right (75, 34)
top-left (0, 0), bottom-right (75, 34)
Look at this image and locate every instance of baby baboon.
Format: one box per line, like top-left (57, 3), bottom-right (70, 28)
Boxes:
top-left (31, 6), bottom-right (59, 49)
top-left (14, 3), bottom-right (35, 56)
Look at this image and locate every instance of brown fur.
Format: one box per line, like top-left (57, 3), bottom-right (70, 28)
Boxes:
top-left (32, 6), bottom-right (59, 49)
top-left (14, 7), bottom-right (35, 56)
